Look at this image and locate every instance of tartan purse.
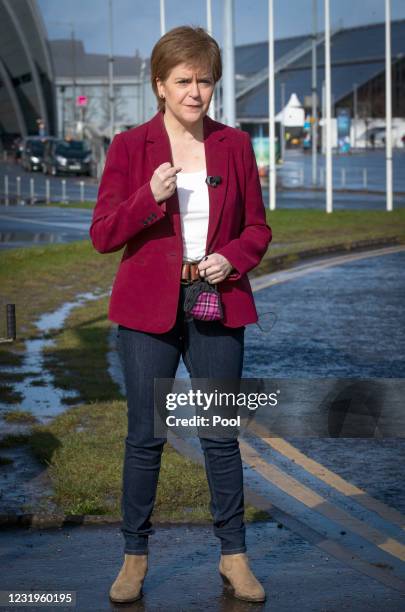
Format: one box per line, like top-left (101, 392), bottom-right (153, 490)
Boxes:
top-left (183, 280), bottom-right (224, 321)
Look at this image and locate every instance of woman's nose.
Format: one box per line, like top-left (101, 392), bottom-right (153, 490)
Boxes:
top-left (189, 80), bottom-right (200, 97)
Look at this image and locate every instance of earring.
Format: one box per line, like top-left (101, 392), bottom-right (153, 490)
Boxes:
top-left (160, 94), bottom-right (165, 99)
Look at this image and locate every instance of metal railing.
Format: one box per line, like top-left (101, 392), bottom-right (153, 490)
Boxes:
top-left (1, 174), bottom-right (92, 205)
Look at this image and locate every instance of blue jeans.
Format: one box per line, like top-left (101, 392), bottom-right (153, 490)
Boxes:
top-left (116, 284), bottom-right (246, 555)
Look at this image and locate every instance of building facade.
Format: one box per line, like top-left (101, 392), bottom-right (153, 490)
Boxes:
top-left (0, 0), bottom-right (56, 146)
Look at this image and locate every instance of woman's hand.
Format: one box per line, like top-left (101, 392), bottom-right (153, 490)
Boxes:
top-left (150, 162), bottom-right (182, 203)
top-left (197, 253), bottom-right (233, 284)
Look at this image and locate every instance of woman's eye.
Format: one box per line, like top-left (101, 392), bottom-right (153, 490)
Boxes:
top-left (176, 79), bottom-right (212, 84)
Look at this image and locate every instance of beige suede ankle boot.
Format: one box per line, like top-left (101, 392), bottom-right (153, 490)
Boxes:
top-left (109, 553), bottom-right (148, 603)
top-left (219, 553), bottom-right (266, 602)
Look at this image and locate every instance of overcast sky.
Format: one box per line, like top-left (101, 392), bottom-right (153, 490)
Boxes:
top-left (37, 0), bottom-right (405, 58)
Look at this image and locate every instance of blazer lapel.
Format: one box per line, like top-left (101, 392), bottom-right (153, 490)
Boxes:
top-left (203, 115), bottom-right (229, 254)
top-left (145, 111), bottom-right (229, 255)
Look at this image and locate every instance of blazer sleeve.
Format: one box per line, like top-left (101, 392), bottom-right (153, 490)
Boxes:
top-left (216, 131), bottom-right (272, 280)
top-left (89, 133), bottom-right (166, 254)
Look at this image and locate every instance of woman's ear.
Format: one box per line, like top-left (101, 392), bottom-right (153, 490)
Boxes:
top-left (156, 78), bottom-right (164, 99)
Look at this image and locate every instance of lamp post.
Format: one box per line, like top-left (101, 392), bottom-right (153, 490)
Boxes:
top-left (280, 82), bottom-right (285, 162)
top-left (311, 0), bottom-right (318, 186)
top-left (50, 21), bottom-right (77, 133)
top-left (268, 0), bottom-right (276, 210)
top-left (353, 83), bottom-right (358, 149)
top-left (60, 85), bottom-right (66, 139)
top-left (324, 0), bottom-right (333, 213)
top-left (108, 0), bottom-right (115, 141)
top-left (160, 0), bottom-right (166, 36)
top-left (385, 0), bottom-right (393, 211)
top-left (206, 0), bottom-right (216, 120)
top-left (223, 0), bottom-right (236, 127)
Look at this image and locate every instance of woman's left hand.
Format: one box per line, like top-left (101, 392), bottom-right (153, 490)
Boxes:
top-left (197, 253), bottom-right (233, 284)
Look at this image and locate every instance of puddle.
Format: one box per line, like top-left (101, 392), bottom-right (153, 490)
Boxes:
top-left (0, 291), bottom-right (108, 428)
top-left (0, 290), bottom-right (108, 514)
top-left (0, 445), bottom-right (58, 515)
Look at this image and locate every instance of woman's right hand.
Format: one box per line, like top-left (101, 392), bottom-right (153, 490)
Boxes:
top-left (150, 162), bottom-right (182, 203)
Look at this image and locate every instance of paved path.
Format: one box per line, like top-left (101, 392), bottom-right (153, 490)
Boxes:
top-left (1, 522), bottom-right (404, 611)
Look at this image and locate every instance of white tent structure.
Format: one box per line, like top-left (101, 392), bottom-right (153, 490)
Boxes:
top-left (276, 93), bottom-right (305, 127)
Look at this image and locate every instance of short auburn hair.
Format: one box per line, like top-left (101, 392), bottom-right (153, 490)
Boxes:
top-left (150, 26), bottom-right (222, 112)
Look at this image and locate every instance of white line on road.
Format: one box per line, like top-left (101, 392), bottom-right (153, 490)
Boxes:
top-left (0, 213), bottom-right (89, 232)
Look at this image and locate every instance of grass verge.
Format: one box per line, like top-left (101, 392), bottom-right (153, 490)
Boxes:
top-left (38, 201), bottom-right (95, 210)
top-left (25, 400), bottom-right (267, 521)
top-left (265, 208), bottom-right (405, 252)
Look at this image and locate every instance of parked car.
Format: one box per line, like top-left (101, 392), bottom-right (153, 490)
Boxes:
top-left (21, 137), bottom-right (47, 172)
top-left (42, 139), bottom-right (92, 176)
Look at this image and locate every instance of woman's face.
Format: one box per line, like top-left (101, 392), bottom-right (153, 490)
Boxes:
top-left (156, 62), bottom-right (215, 125)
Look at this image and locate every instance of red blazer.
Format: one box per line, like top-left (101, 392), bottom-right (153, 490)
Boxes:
top-left (89, 111), bottom-right (272, 333)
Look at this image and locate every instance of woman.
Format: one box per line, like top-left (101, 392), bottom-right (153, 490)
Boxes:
top-left (89, 26), bottom-right (272, 604)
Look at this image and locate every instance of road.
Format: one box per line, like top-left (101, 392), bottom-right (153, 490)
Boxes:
top-left (278, 148), bottom-right (405, 192)
top-left (0, 160), bottom-right (98, 204)
top-left (162, 248), bottom-right (405, 606)
top-left (1, 187), bottom-right (405, 251)
top-left (0, 205), bottom-right (92, 250)
top-left (2, 149), bottom-right (405, 211)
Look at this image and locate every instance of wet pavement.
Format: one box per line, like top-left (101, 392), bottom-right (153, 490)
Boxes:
top-left (0, 205), bottom-right (92, 250)
top-left (1, 521), bottom-right (405, 611)
top-left (247, 247), bottom-right (405, 378)
top-left (1, 248), bottom-right (405, 610)
top-left (278, 148), bottom-right (405, 193)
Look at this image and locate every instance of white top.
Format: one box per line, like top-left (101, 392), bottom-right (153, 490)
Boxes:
top-left (176, 169), bottom-right (209, 262)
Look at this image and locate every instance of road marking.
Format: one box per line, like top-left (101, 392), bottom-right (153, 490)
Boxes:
top-left (168, 432), bottom-right (405, 594)
top-left (0, 213), bottom-right (89, 231)
top-left (248, 421), bottom-right (405, 532)
top-left (239, 438), bottom-right (405, 562)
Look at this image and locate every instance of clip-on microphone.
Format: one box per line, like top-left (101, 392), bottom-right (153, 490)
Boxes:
top-left (205, 176), bottom-right (222, 188)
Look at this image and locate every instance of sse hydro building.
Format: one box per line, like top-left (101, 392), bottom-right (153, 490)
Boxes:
top-left (0, 0), bottom-right (56, 148)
